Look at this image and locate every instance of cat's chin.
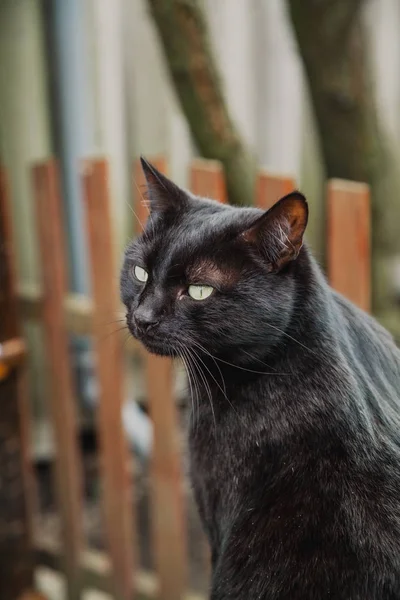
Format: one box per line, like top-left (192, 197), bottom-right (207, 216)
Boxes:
top-left (134, 335), bottom-right (178, 357)
top-left (126, 322), bottom-right (178, 357)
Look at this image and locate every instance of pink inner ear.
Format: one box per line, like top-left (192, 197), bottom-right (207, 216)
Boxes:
top-left (271, 193), bottom-right (308, 240)
top-left (286, 203), bottom-right (308, 237)
top-left (240, 192), bottom-right (308, 271)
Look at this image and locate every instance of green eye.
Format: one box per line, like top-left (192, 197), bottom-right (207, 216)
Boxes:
top-left (134, 265), bottom-right (148, 283)
top-left (188, 284), bottom-right (214, 301)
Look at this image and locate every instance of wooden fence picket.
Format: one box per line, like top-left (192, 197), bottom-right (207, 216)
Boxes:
top-left (256, 170), bottom-right (296, 210)
top-left (190, 158), bottom-right (227, 203)
top-left (327, 179), bottom-right (371, 312)
top-left (82, 158), bottom-right (135, 600)
top-left (32, 161), bottom-right (84, 599)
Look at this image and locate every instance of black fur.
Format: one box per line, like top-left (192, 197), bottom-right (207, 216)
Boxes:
top-left (121, 160), bottom-right (400, 599)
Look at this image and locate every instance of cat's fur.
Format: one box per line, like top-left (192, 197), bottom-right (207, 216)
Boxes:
top-left (121, 159), bottom-right (400, 599)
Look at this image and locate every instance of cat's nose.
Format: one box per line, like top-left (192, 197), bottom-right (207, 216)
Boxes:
top-left (134, 307), bottom-right (160, 332)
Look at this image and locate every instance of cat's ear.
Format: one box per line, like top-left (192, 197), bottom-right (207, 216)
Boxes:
top-left (140, 157), bottom-right (188, 213)
top-left (241, 192), bottom-right (308, 271)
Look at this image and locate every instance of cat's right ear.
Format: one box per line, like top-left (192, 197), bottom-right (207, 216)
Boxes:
top-left (240, 192), bottom-right (308, 272)
top-left (140, 157), bottom-right (188, 214)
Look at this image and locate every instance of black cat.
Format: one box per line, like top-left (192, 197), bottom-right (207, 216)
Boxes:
top-left (121, 158), bottom-right (400, 599)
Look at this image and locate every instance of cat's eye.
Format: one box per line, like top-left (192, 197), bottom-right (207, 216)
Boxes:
top-left (188, 284), bottom-right (214, 301)
top-left (134, 265), bottom-right (148, 283)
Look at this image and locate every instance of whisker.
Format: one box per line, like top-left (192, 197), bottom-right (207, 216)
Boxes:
top-left (122, 331), bottom-right (132, 348)
top-left (183, 337), bottom-right (286, 376)
top-left (241, 349), bottom-right (276, 371)
top-left (183, 345), bottom-right (203, 432)
top-left (188, 339), bottom-right (228, 399)
top-left (265, 322), bottom-right (315, 354)
top-left (103, 318), bottom-right (126, 326)
top-left (185, 350), bottom-right (200, 428)
top-left (124, 193), bottom-right (147, 238)
top-left (189, 344), bottom-right (245, 425)
top-left (186, 346), bottom-right (216, 433)
top-left (177, 342), bottom-right (199, 429)
top-left (97, 325), bottom-right (128, 343)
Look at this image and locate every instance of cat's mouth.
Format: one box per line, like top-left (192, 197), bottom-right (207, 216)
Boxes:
top-left (140, 336), bottom-right (177, 357)
top-left (128, 322), bottom-right (178, 357)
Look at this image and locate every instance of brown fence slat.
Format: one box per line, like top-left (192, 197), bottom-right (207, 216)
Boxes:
top-left (327, 179), bottom-right (371, 312)
top-left (0, 167), bottom-right (35, 599)
top-left (146, 356), bottom-right (187, 599)
top-left (134, 157), bottom-right (187, 599)
top-left (31, 161), bottom-right (83, 599)
top-left (133, 156), bottom-right (168, 233)
top-left (0, 169), bottom-right (32, 513)
top-left (256, 170), bottom-right (296, 210)
top-left (81, 159), bottom-right (135, 600)
top-left (190, 158), bottom-right (227, 203)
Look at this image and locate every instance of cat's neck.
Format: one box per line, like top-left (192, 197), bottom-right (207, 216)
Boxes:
top-left (276, 247), bottom-right (339, 365)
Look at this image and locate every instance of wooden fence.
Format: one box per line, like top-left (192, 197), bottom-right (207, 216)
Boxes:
top-left (0, 157), bottom-right (370, 600)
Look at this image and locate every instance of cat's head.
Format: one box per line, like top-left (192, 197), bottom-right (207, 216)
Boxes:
top-left (120, 159), bottom-right (308, 363)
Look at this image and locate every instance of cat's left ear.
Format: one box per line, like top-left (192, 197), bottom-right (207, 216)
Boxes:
top-left (140, 157), bottom-right (188, 214)
top-left (241, 192), bottom-right (308, 271)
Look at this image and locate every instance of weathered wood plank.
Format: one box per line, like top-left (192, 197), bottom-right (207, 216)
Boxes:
top-left (81, 158), bottom-right (135, 600)
top-left (256, 170), bottom-right (296, 210)
top-left (0, 166), bottom-right (34, 600)
top-left (190, 158), bottom-right (227, 203)
top-left (31, 160), bottom-right (84, 599)
top-left (327, 179), bottom-right (371, 312)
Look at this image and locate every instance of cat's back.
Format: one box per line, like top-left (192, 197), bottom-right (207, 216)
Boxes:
top-left (332, 291), bottom-right (400, 384)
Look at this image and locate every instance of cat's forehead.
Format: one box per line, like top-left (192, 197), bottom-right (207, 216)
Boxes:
top-left (143, 199), bottom-right (260, 274)
top-left (159, 200), bottom-right (258, 251)
top-left (174, 199), bottom-right (260, 239)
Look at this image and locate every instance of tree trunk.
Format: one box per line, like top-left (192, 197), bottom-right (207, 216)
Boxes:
top-left (287, 0), bottom-right (400, 327)
top-left (146, 0), bottom-right (257, 206)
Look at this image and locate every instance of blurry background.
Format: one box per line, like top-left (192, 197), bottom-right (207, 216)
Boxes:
top-left (1, 1), bottom-right (400, 599)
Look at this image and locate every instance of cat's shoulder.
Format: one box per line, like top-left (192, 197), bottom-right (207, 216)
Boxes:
top-left (332, 290), bottom-right (396, 346)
